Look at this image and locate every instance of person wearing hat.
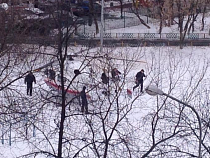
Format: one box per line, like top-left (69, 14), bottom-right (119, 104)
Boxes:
top-left (133, 69), bottom-right (146, 92)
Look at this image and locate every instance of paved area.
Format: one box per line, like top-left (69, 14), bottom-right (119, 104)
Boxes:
top-left (6, 36), bottom-right (210, 47)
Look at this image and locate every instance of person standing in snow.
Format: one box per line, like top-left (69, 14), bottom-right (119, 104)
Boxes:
top-left (80, 86), bottom-right (88, 114)
top-left (49, 69), bottom-right (56, 80)
top-left (111, 68), bottom-right (121, 81)
top-left (25, 71), bottom-right (36, 96)
top-left (133, 69), bottom-right (146, 92)
top-left (101, 72), bottom-right (109, 84)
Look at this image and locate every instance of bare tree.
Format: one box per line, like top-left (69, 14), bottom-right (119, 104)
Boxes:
top-left (131, 0), bottom-right (151, 29)
top-left (137, 47), bottom-right (210, 157)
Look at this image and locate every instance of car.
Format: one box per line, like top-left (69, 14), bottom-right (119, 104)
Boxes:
top-left (73, 1), bottom-right (101, 17)
top-left (72, 5), bottom-right (86, 17)
top-left (79, 1), bottom-right (101, 14)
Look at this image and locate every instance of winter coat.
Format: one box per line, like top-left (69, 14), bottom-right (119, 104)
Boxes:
top-left (80, 88), bottom-right (87, 101)
top-left (49, 69), bottom-right (56, 80)
top-left (136, 71), bottom-right (146, 82)
top-left (111, 68), bottom-right (121, 79)
top-left (80, 87), bottom-right (88, 106)
top-left (25, 73), bottom-right (36, 84)
top-left (101, 73), bottom-right (109, 84)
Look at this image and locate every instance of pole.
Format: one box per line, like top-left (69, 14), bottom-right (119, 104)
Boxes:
top-left (9, 122), bottom-right (11, 146)
top-left (100, 0), bottom-right (104, 53)
top-left (33, 116), bottom-right (36, 137)
top-left (124, 11), bottom-right (125, 28)
top-left (1, 122), bottom-right (4, 144)
top-left (84, 22), bottom-right (85, 34)
top-left (163, 93), bottom-right (202, 158)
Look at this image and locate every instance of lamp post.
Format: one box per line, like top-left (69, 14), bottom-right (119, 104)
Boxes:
top-left (145, 85), bottom-right (202, 158)
top-left (100, 0), bottom-right (104, 54)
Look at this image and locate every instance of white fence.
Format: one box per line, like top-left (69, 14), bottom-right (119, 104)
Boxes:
top-left (77, 33), bottom-right (210, 39)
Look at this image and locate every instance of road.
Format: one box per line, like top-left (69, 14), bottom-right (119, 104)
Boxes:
top-left (71, 38), bottom-right (210, 47)
top-left (5, 35), bottom-right (210, 47)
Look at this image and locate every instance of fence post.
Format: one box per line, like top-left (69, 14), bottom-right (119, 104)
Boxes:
top-left (33, 116), bottom-right (36, 137)
top-left (124, 11), bottom-right (125, 28)
top-left (9, 122), bottom-right (11, 146)
top-left (1, 122), bottom-right (4, 144)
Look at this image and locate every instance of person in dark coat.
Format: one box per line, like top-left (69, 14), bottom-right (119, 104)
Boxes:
top-left (25, 71), bottom-right (36, 96)
top-left (101, 72), bottom-right (109, 84)
top-left (133, 69), bottom-right (146, 92)
top-left (111, 68), bottom-right (121, 81)
top-left (49, 69), bottom-right (56, 80)
top-left (80, 86), bottom-right (88, 114)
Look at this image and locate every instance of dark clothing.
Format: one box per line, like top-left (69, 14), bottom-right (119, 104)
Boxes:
top-left (135, 71), bottom-right (146, 82)
top-left (133, 80), bottom-right (144, 92)
top-left (133, 71), bottom-right (146, 92)
top-left (25, 73), bottom-right (36, 84)
top-left (25, 72), bottom-right (36, 96)
top-left (80, 87), bottom-right (88, 114)
top-left (111, 68), bottom-right (121, 81)
top-left (101, 73), bottom-right (109, 84)
top-left (27, 83), bottom-right (33, 96)
top-left (49, 69), bottom-right (56, 80)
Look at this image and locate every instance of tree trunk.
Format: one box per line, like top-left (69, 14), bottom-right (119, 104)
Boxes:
top-left (57, 38), bottom-right (66, 158)
top-left (89, 0), bottom-right (99, 34)
top-left (120, 0), bottom-right (123, 19)
top-left (201, 6), bottom-right (206, 31)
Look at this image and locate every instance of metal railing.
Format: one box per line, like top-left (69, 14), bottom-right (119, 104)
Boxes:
top-left (78, 33), bottom-right (210, 39)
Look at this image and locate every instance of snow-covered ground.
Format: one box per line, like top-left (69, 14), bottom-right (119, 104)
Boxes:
top-left (1, 10), bottom-right (210, 158)
top-left (1, 45), bottom-right (210, 157)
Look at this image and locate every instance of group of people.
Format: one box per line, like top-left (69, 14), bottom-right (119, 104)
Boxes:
top-left (80, 68), bottom-right (146, 114)
top-left (101, 68), bottom-right (146, 93)
top-left (24, 67), bottom-right (146, 114)
top-left (101, 68), bottom-right (122, 84)
top-left (24, 70), bottom-right (89, 114)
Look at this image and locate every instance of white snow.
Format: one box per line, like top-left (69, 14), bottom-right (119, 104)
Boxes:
top-left (1, 6), bottom-right (210, 158)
